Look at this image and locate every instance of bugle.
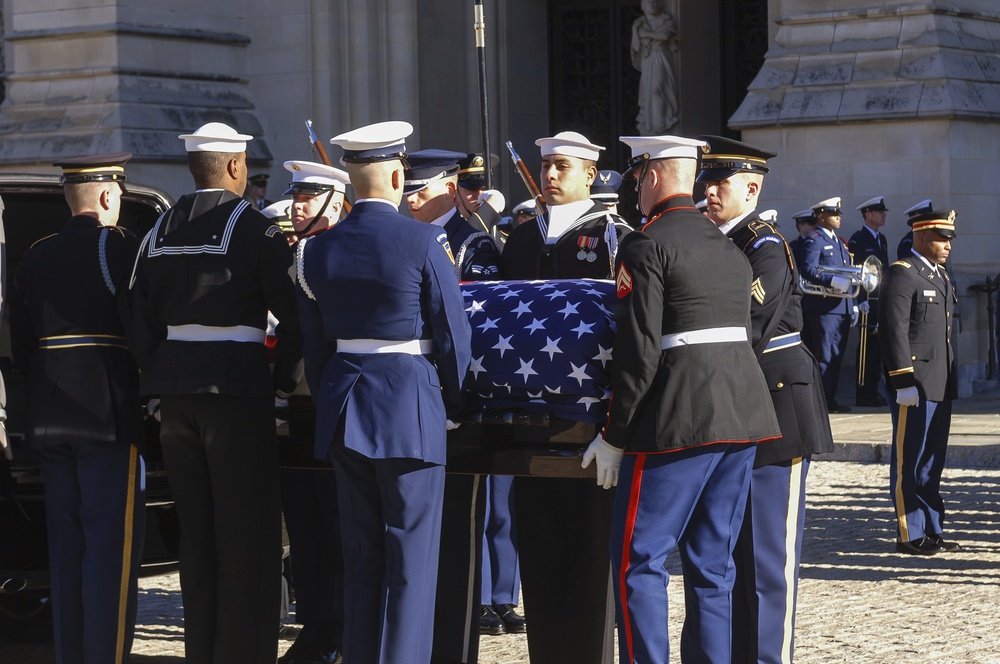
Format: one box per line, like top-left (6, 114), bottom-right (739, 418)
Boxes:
top-left (800, 254), bottom-right (882, 299)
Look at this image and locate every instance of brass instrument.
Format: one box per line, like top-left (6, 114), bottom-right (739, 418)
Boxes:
top-left (800, 254), bottom-right (882, 299)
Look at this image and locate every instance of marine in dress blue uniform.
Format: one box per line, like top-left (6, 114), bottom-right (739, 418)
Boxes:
top-left (275, 160), bottom-right (351, 664)
top-left (800, 196), bottom-right (858, 413)
top-left (878, 210), bottom-right (960, 556)
top-left (499, 131), bottom-right (630, 664)
top-left (696, 136), bottom-right (835, 664)
top-left (849, 196), bottom-right (891, 407)
top-left (10, 153), bottom-right (144, 664)
top-left (131, 123), bottom-right (303, 664)
top-left (402, 148), bottom-right (502, 662)
top-left (590, 135), bottom-right (780, 664)
top-left (297, 121), bottom-right (472, 664)
top-left (896, 199), bottom-right (933, 261)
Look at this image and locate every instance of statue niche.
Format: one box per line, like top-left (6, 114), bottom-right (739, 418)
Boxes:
top-left (631, 0), bottom-right (680, 134)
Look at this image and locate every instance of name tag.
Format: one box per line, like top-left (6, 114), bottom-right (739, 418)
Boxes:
top-left (823, 245), bottom-right (834, 250)
top-left (923, 290), bottom-right (936, 297)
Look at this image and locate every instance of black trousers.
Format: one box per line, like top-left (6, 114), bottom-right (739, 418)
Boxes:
top-left (514, 476), bottom-right (615, 664)
top-left (160, 393), bottom-right (281, 664)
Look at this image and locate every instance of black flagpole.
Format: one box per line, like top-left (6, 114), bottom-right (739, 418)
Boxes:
top-left (474, 0), bottom-right (492, 190)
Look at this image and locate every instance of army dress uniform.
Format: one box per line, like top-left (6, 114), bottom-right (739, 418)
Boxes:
top-left (848, 197), bottom-right (891, 406)
top-left (604, 162), bottom-right (780, 662)
top-left (11, 153), bottom-right (144, 664)
top-left (131, 124), bottom-right (302, 664)
top-left (878, 211), bottom-right (958, 554)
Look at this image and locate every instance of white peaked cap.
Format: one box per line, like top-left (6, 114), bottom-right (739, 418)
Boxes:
top-left (179, 122), bottom-right (253, 153)
top-left (283, 160), bottom-right (350, 193)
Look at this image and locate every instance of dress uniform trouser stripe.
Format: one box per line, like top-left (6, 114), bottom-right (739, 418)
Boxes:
top-left (460, 475), bottom-right (482, 658)
top-left (781, 458), bottom-right (805, 663)
top-left (894, 406), bottom-right (910, 542)
top-left (114, 444), bottom-right (139, 664)
top-left (619, 453), bottom-right (647, 664)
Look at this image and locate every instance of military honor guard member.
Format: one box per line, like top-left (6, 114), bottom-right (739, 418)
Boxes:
top-left (401, 147), bottom-right (500, 663)
top-left (591, 168), bottom-right (623, 215)
top-left (246, 172), bottom-right (275, 210)
top-left (499, 130), bottom-right (630, 664)
top-left (296, 121), bottom-right (472, 664)
top-left (788, 208), bottom-right (817, 270)
top-left (879, 209), bottom-right (960, 555)
top-left (800, 196), bottom-right (858, 413)
top-left (131, 123), bottom-right (303, 664)
top-left (849, 196), bottom-right (891, 407)
top-left (585, 134), bottom-right (780, 664)
top-left (696, 136), bottom-right (834, 663)
top-left (897, 198), bottom-right (933, 260)
top-left (11, 153), bottom-right (144, 664)
top-left (276, 159), bottom-right (350, 664)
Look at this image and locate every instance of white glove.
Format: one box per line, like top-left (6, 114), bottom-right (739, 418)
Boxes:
top-left (896, 386), bottom-right (919, 407)
top-left (858, 300), bottom-right (871, 315)
top-left (830, 275), bottom-right (852, 293)
top-left (146, 398), bottom-right (162, 423)
top-left (275, 397), bottom-right (289, 428)
top-left (446, 419), bottom-right (461, 431)
top-left (851, 305), bottom-right (860, 327)
top-left (581, 433), bottom-right (623, 490)
top-left (0, 422), bottom-right (10, 461)
top-left (477, 189), bottom-right (506, 214)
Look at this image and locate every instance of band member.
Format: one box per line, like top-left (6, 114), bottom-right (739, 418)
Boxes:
top-left (587, 133), bottom-right (780, 663)
top-left (12, 153), bottom-right (144, 664)
top-left (131, 123), bottom-right (302, 664)
top-left (697, 135), bottom-right (834, 663)
top-left (500, 131), bottom-right (630, 664)
top-left (297, 121), bottom-right (471, 663)
top-left (849, 196), bottom-right (891, 407)
top-left (879, 209), bottom-right (960, 555)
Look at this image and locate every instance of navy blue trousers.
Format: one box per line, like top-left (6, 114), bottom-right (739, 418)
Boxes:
top-left (889, 398), bottom-right (952, 542)
top-left (481, 474), bottom-right (520, 606)
top-left (611, 443), bottom-right (755, 664)
top-left (803, 311), bottom-right (852, 407)
top-left (331, 447), bottom-right (444, 664)
top-left (41, 440), bottom-right (145, 664)
top-left (732, 456), bottom-right (811, 664)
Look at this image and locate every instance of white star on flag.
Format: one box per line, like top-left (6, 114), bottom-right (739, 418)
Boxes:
top-left (512, 300), bottom-right (533, 318)
top-left (466, 299), bottom-right (486, 316)
top-left (593, 345), bottom-right (613, 367)
top-left (558, 301), bottom-right (580, 319)
top-left (493, 334), bottom-right (514, 357)
top-left (477, 317), bottom-right (499, 332)
top-left (469, 356), bottom-right (486, 379)
top-left (544, 288), bottom-right (568, 301)
top-left (514, 358), bottom-right (538, 382)
top-left (525, 318), bottom-right (547, 334)
top-left (568, 362), bottom-right (591, 387)
top-left (571, 321), bottom-right (595, 338)
top-left (541, 337), bottom-right (563, 360)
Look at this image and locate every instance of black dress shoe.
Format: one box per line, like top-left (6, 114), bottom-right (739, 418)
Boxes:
top-left (929, 534), bottom-right (961, 552)
top-left (280, 645), bottom-right (341, 664)
top-left (493, 603), bottom-right (527, 634)
top-left (895, 536), bottom-right (943, 555)
top-left (856, 395), bottom-right (887, 407)
top-left (480, 604), bottom-right (505, 635)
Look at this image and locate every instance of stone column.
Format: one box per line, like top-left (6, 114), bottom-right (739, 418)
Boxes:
top-left (732, 1), bottom-right (1000, 395)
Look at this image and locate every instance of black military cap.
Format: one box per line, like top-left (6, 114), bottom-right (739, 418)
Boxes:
top-left (857, 196), bottom-right (888, 213)
top-left (909, 209), bottom-right (956, 239)
top-left (695, 135), bottom-right (776, 183)
top-left (403, 149), bottom-right (466, 195)
top-left (248, 173), bottom-right (269, 186)
top-left (457, 152), bottom-right (500, 190)
top-left (590, 170), bottom-right (623, 203)
top-left (793, 208), bottom-right (816, 225)
top-left (53, 152), bottom-right (131, 188)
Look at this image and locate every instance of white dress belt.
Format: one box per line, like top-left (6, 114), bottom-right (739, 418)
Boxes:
top-left (660, 326), bottom-right (748, 350)
top-left (336, 338), bottom-right (432, 355)
top-left (167, 324), bottom-right (266, 344)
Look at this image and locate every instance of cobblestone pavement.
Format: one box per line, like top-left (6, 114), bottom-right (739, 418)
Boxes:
top-left (4, 459), bottom-right (1000, 662)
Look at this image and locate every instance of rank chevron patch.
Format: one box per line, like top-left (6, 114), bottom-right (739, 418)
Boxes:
top-left (751, 276), bottom-right (766, 305)
top-left (616, 262), bottom-right (633, 298)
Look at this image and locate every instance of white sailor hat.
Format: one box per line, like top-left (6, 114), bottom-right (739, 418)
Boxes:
top-left (260, 199), bottom-right (295, 234)
top-left (793, 208), bottom-right (816, 223)
top-left (330, 121), bottom-right (412, 165)
top-left (811, 197), bottom-right (841, 214)
top-left (904, 199), bottom-right (933, 218)
top-left (178, 122), bottom-right (253, 153)
top-left (759, 209), bottom-right (778, 224)
top-left (512, 199), bottom-right (537, 215)
top-left (857, 196), bottom-right (888, 213)
top-left (535, 131), bottom-right (604, 161)
top-left (283, 160), bottom-right (350, 196)
top-left (619, 135), bottom-right (708, 178)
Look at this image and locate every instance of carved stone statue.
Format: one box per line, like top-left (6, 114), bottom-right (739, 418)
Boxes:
top-left (631, 0), bottom-right (680, 134)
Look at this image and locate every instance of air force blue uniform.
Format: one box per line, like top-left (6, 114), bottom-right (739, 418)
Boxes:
top-left (801, 227), bottom-right (856, 409)
top-left (12, 216), bottom-right (144, 664)
top-left (297, 199), bottom-right (471, 664)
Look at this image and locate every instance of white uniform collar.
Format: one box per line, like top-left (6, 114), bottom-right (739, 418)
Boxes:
top-left (717, 207), bottom-right (756, 236)
top-left (819, 226), bottom-right (837, 240)
top-left (545, 199), bottom-right (596, 244)
top-left (429, 209), bottom-right (452, 227)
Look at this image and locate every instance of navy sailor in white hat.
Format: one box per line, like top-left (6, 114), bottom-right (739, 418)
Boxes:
top-left (295, 121), bottom-right (472, 664)
top-left (130, 121), bottom-right (303, 664)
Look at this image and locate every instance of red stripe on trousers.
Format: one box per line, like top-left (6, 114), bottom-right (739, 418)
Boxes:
top-left (619, 453), bottom-right (647, 664)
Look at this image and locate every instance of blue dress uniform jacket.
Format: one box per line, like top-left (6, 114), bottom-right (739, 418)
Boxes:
top-left (725, 212), bottom-right (833, 664)
top-left (446, 207), bottom-right (502, 282)
top-left (11, 215), bottom-right (144, 664)
top-left (878, 255), bottom-right (957, 544)
top-left (801, 228), bottom-right (855, 315)
top-left (131, 189), bottom-right (300, 664)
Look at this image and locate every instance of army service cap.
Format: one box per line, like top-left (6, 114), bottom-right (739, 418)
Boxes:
top-left (536, 131), bottom-right (604, 161)
top-left (283, 160), bottom-right (350, 196)
top-left (54, 152), bottom-right (131, 188)
top-left (696, 135), bottom-right (776, 183)
top-left (909, 209), bottom-right (956, 239)
top-left (179, 122), bottom-right (253, 153)
top-left (330, 121), bottom-right (412, 165)
top-left (457, 152), bottom-right (500, 190)
top-left (403, 149), bottom-right (465, 195)
top-left (619, 135), bottom-right (707, 178)
top-left (857, 196), bottom-right (888, 213)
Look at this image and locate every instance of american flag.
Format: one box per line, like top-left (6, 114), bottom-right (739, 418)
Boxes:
top-left (459, 279), bottom-right (617, 423)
